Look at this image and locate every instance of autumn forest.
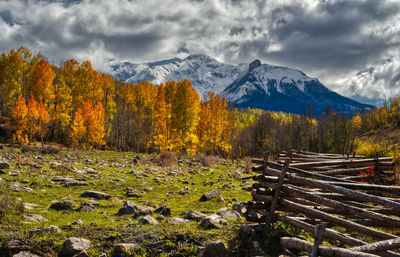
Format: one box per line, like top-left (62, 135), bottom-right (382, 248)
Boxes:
top-left (1, 47), bottom-right (399, 159)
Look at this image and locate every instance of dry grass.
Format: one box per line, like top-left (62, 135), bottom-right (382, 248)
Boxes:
top-left (0, 194), bottom-right (24, 222)
top-left (159, 151), bottom-right (175, 169)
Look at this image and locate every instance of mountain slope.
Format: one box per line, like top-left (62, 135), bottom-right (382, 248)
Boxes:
top-left (111, 55), bottom-right (372, 116)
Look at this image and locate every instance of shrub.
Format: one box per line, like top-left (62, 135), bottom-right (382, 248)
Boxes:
top-left (243, 156), bottom-right (252, 173)
top-left (159, 151), bottom-right (175, 169)
top-left (0, 194), bottom-right (24, 222)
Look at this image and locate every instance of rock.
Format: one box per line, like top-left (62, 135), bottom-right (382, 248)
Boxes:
top-left (245, 211), bottom-right (262, 222)
top-left (199, 214), bottom-right (226, 229)
top-left (80, 190), bottom-right (110, 200)
top-left (113, 243), bottom-right (139, 256)
top-left (154, 204), bottom-right (171, 216)
top-left (63, 181), bottom-right (88, 187)
top-left (117, 200), bottom-right (154, 216)
top-left (232, 202), bottom-right (247, 214)
top-left (179, 187), bottom-right (190, 195)
top-left (200, 190), bottom-right (221, 201)
top-left (202, 241), bottom-right (229, 257)
top-left (79, 202), bottom-right (96, 212)
top-left (23, 214), bottom-right (48, 223)
top-left (126, 187), bottom-right (141, 198)
top-left (8, 182), bottom-right (22, 191)
top-left (38, 225), bottom-right (61, 233)
top-left (156, 215), bottom-right (165, 221)
top-left (0, 161), bottom-right (11, 169)
top-left (139, 215), bottom-right (158, 225)
top-left (167, 217), bottom-right (191, 224)
top-left (217, 208), bottom-right (241, 220)
top-left (69, 219), bottom-right (84, 227)
top-left (184, 210), bottom-right (207, 221)
top-left (62, 237), bottom-right (91, 256)
top-left (49, 200), bottom-right (78, 211)
top-left (13, 251), bottom-right (41, 257)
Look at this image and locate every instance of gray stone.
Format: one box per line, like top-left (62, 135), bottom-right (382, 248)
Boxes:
top-left (200, 190), bottom-right (221, 201)
top-left (217, 208), bottom-right (241, 220)
top-left (49, 200), bottom-right (77, 211)
top-left (63, 180), bottom-right (88, 187)
top-left (156, 215), bottom-right (165, 221)
top-left (199, 214), bottom-right (226, 229)
top-left (139, 215), bottom-right (158, 225)
top-left (62, 237), bottom-right (91, 256)
top-left (0, 161), bottom-right (11, 169)
top-left (69, 219), bottom-right (84, 227)
top-left (184, 210), bottom-right (207, 221)
top-left (232, 202), bottom-right (247, 214)
top-left (42, 225), bottom-right (61, 233)
top-left (117, 200), bottom-right (154, 216)
top-left (23, 214), bottom-right (48, 223)
top-left (202, 241), bottom-right (229, 257)
top-left (80, 190), bottom-right (110, 200)
top-left (79, 202), bottom-right (96, 212)
top-left (13, 251), bottom-right (41, 257)
top-left (8, 182), bottom-right (21, 191)
top-left (167, 217), bottom-right (192, 224)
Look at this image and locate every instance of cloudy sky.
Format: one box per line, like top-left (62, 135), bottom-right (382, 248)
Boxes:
top-left (1, 0), bottom-right (399, 102)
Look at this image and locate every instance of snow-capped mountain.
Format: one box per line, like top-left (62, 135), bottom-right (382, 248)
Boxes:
top-left (111, 54), bottom-right (372, 116)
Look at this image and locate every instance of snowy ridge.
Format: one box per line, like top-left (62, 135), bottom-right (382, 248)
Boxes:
top-left (111, 54), bottom-right (372, 115)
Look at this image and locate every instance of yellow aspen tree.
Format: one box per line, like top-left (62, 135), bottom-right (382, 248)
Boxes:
top-left (30, 59), bottom-right (55, 103)
top-left (153, 84), bottom-right (169, 152)
top-left (11, 96), bottom-right (29, 144)
top-left (26, 96), bottom-right (40, 142)
top-left (70, 108), bottom-right (86, 148)
top-left (36, 102), bottom-right (50, 147)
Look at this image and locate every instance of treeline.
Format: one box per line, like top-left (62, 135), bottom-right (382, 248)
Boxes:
top-left (0, 47), bottom-right (260, 155)
top-left (232, 98), bottom-right (400, 157)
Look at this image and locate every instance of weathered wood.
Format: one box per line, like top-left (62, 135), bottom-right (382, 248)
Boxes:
top-left (280, 237), bottom-right (380, 257)
top-left (252, 193), bottom-right (397, 240)
top-left (280, 185), bottom-right (400, 227)
top-left (311, 222), bottom-right (327, 257)
top-left (262, 167), bottom-right (400, 211)
top-left (289, 157), bottom-right (392, 169)
top-left (350, 238), bottom-right (400, 253)
top-left (320, 167), bottom-right (375, 176)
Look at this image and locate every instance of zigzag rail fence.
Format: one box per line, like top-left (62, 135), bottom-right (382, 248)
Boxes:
top-left (245, 149), bottom-right (400, 257)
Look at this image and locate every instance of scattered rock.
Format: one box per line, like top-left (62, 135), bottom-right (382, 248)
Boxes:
top-left (154, 204), bottom-right (171, 216)
top-left (0, 161), bottom-right (11, 169)
top-left (200, 190), bottom-right (221, 201)
top-left (69, 219), bottom-right (84, 227)
top-left (179, 187), bottom-right (190, 195)
top-left (49, 200), bottom-right (78, 211)
top-left (126, 187), bottom-right (141, 198)
top-left (167, 217), bottom-right (191, 224)
top-left (62, 237), bottom-right (91, 256)
top-left (113, 243), bottom-right (139, 256)
top-left (117, 200), bottom-right (154, 216)
top-left (202, 241), bottom-right (229, 257)
top-left (199, 214), bottom-right (226, 229)
top-left (217, 208), bottom-right (241, 220)
top-left (156, 215), bottom-right (165, 221)
top-left (63, 180), bottom-right (88, 187)
top-left (184, 210), bottom-right (207, 221)
top-left (23, 214), bottom-right (48, 223)
top-left (80, 190), bottom-right (110, 200)
top-left (232, 202), bottom-right (247, 214)
top-left (12, 251), bottom-right (41, 257)
top-left (36, 225), bottom-right (61, 233)
top-left (139, 215), bottom-right (158, 225)
top-left (79, 202), bottom-right (96, 212)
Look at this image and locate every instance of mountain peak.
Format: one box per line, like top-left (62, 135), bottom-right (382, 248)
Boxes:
top-left (249, 59), bottom-right (261, 71)
top-left (185, 54), bottom-right (215, 61)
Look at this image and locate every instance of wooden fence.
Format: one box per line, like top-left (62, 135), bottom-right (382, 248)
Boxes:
top-left (246, 150), bottom-right (400, 257)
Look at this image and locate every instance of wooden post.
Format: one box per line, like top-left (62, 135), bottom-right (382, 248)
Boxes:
top-left (263, 151), bottom-right (269, 176)
top-left (265, 159), bottom-right (289, 232)
top-left (311, 222), bottom-right (327, 257)
top-left (374, 152), bottom-right (381, 184)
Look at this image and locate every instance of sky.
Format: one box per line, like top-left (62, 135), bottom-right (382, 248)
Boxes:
top-left (0, 0), bottom-right (399, 102)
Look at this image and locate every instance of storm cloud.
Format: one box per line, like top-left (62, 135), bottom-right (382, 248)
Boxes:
top-left (0, 0), bottom-right (399, 101)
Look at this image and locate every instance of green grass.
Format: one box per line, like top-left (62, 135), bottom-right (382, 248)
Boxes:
top-left (0, 146), bottom-right (253, 256)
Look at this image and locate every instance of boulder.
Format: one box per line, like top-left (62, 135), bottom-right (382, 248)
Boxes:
top-left (62, 237), bottom-right (91, 256)
top-left (36, 225), bottom-right (61, 233)
top-left (0, 161), bottom-right (11, 169)
top-left (80, 190), bottom-right (110, 200)
top-left (167, 217), bottom-right (192, 224)
top-left (22, 214), bottom-right (48, 223)
top-left (217, 208), bottom-right (241, 220)
top-left (154, 204), bottom-right (171, 216)
top-left (13, 251), bottom-right (41, 257)
top-left (49, 200), bottom-right (77, 211)
top-left (184, 210), bottom-right (207, 221)
top-left (200, 190), bottom-right (221, 201)
top-left (199, 214), bottom-right (226, 229)
top-left (117, 201), bottom-right (154, 216)
top-left (139, 215), bottom-right (158, 225)
top-left (79, 202), bottom-right (96, 212)
top-left (202, 241), bottom-right (229, 257)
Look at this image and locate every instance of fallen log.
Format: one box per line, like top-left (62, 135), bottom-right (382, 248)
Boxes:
top-left (289, 158), bottom-right (393, 169)
top-left (350, 238), bottom-right (400, 253)
top-left (280, 237), bottom-right (380, 257)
